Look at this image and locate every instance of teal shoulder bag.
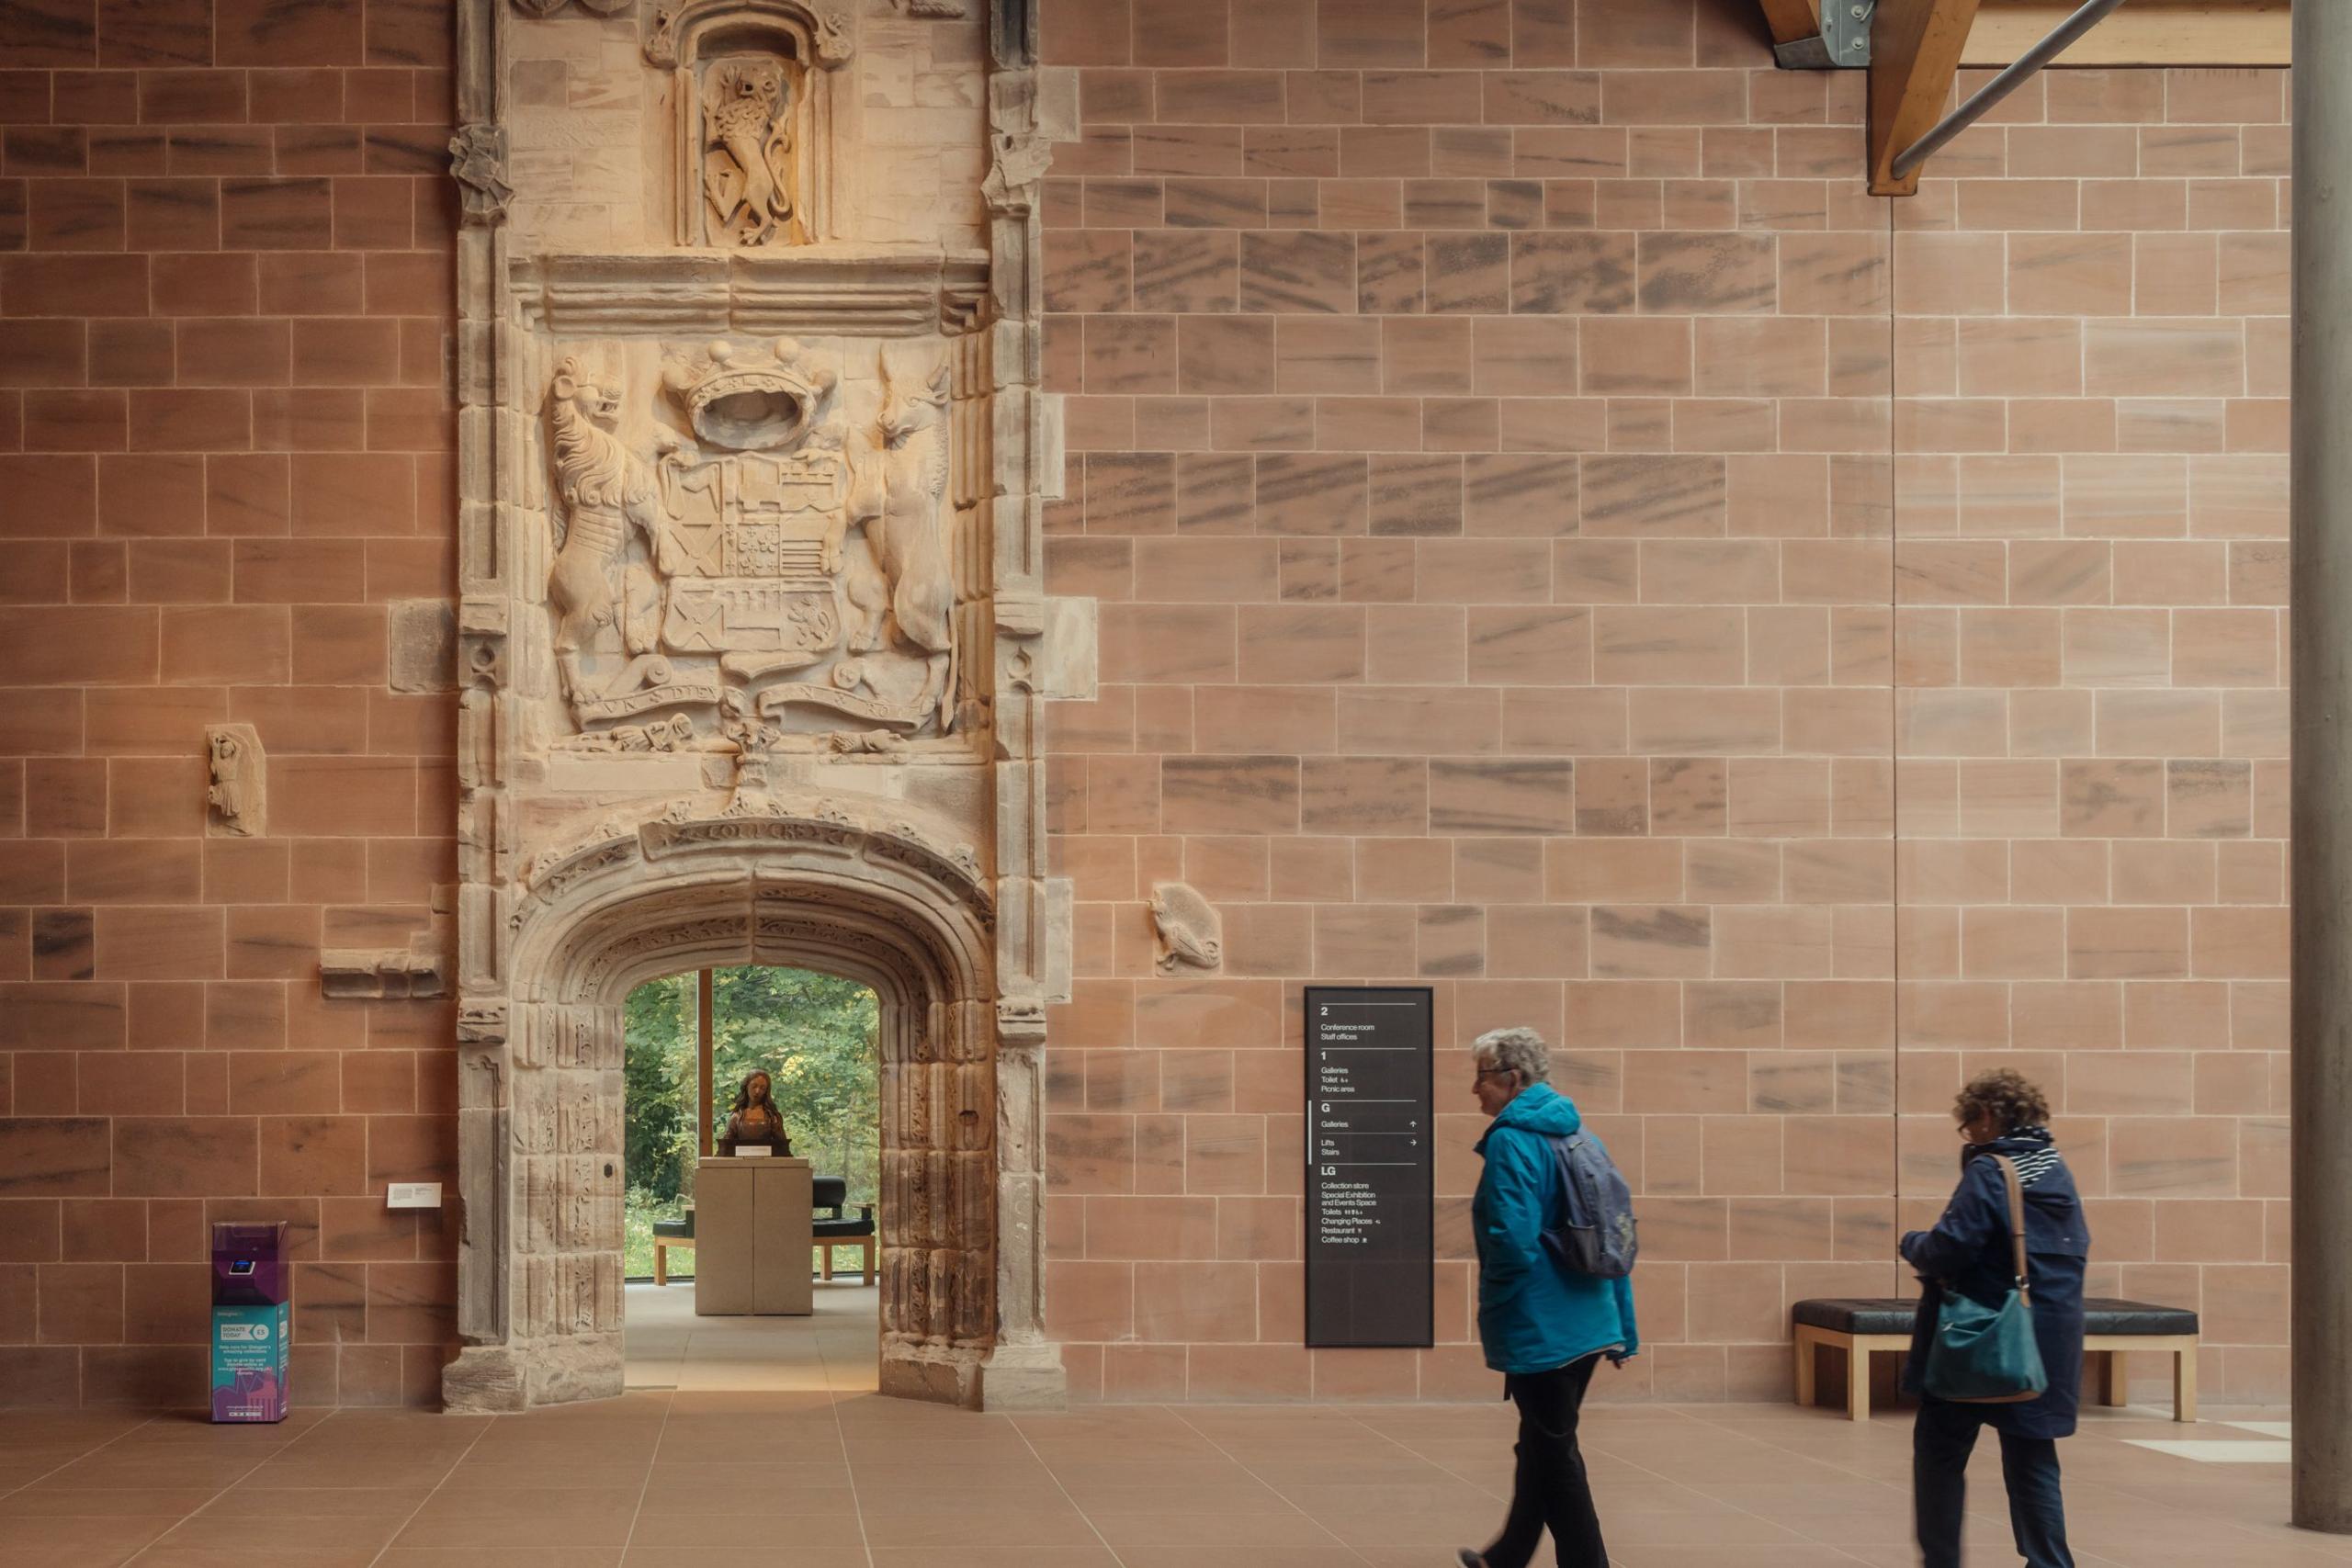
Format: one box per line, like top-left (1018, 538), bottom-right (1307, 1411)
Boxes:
top-left (1923, 1153), bottom-right (2048, 1404)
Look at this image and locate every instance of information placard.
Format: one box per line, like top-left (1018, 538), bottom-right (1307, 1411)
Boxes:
top-left (1305, 985), bottom-right (1434, 1348)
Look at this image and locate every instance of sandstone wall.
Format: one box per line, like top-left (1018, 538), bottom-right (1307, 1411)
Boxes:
top-left (1034, 0), bottom-right (2291, 1404)
top-left (0, 0), bottom-right (2293, 1409)
top-left (0, 0), bottom-right (460, 1406)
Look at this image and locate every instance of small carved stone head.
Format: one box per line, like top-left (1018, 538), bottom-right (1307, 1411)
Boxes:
top-left (548, 356), bottom-right (623, 430)
top-left (877, 354), bottom-right (950, 446)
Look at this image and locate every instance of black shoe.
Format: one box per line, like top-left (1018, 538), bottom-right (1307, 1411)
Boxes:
top-left (1457, 1552), bottom-right (1487, 1568)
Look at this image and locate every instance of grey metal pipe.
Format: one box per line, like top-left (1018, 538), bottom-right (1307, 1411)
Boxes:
top-left (2294, 0), bottom-right (2352, 1533)
top-left (1887, 0), bottom-right (2132, 180)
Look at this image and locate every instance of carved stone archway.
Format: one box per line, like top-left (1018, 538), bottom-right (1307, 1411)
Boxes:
top-left (443, 797), bottom-right (1059, 1412)
top-left (444, 0), bottom-right (1077, 1413)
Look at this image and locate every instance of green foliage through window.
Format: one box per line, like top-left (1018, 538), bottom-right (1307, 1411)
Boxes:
top-left (622, 965), bottom-right (880, 1280)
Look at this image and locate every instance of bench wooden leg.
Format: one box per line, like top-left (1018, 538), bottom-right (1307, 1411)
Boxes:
top-left (861, 1237), bottom-right (874, 1286)
top-left (654, 1243), bottom-right (667, 1287)
top-left (2100, 1348), bottom-right (2126, 1407)
top-left (1848, 1342), bottom-right (1872, 1422)
top-left (1792, 1327), bottom-right (1817, 1410)
top-left (2174, 1348), bottom-right (2196, 1424)
top-left (820, 1246), bottom-right (833, 1281)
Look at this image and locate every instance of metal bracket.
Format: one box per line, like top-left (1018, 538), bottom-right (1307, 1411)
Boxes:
top-left (1773, 33), bottom-right (1835, 69)
top-left (1821, 0), bottom-right (1876, 67)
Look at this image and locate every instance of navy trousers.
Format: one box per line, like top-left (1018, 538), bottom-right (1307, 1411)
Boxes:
top-left (1484, 1352), bottom-right (1609, 1568)
top-left (1914, 1398), bottom-right (2075, 1568)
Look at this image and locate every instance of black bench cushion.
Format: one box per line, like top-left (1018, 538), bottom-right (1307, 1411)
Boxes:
top-left (1792, 1297), bottom-right (2198, 1337)
top-left (652, 1213), bottom-right (695, 1241)
top-left (813, 1215), bottom-right (876, 1239)
top-left (2080, 1299), bottom-right (2200, 1336)
top-left (811, 1175), bottom-right (872, 1237)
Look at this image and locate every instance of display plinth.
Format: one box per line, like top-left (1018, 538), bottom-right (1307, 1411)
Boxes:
top-left (694, 1156), bottom-right (814, 1316)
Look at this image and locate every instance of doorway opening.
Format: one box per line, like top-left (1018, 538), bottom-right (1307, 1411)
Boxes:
top-left (444, 816), bottom-right (1063, 1414)
top-left (621, 964), bottom-right (882, 1392)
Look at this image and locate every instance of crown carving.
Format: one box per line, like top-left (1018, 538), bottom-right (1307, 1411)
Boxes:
top-left (660, 335), bottom-right (836, 451)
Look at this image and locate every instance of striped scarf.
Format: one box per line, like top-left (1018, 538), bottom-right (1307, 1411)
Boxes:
top-left (1989, 1126), bottom-right (2063, 1190)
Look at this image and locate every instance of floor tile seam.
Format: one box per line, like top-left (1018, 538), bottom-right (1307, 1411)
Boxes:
top-left (0, 1414), bottom-right (168, 1504)
top-left (328, 1402), bottom-right (496, 1568)
top-left (996, 1400), bottom-right (1146, 1568)
top-left (1571, 1419), bottom-right (1890, 1565)
top-left (1161, 1403), bottom-right (1380, 1567)
top-left (104, 1408), bottom-right (400, 1567)
top-left (142, 1425), bottom-right (341, 1538)
top-left (611, 1389), bottom-right (684, 1564)
top-left (823, 1358), bottom-right (877, 1568)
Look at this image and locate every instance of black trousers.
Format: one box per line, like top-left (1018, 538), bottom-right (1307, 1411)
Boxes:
top-left (1914, 1398), bottom-right (2074, 1568)
top-left (1484, 1352), bottom-right (1608, 1568)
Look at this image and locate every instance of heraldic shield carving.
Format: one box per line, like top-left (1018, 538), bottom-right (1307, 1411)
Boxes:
top-left (542, 335), bottom-right (967, 754)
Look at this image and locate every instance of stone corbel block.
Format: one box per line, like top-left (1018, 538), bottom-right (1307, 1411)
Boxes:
top-left (994, 994), bottom-right (1045, 1047)
top-left (992, 589), bottom-right (1046, 639)
top-left (1039, 597), bottom-right (1096, 701)
top-left (1035, 68), bottom-right (1079, 144)
top-left (390, 600), bottom-right (458, 693)
top-left (321, 940), bottom-right (451, 1000)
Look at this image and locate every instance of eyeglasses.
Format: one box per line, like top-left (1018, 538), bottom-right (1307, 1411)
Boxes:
top-left (1474, 1067), bottom-right (1513, 1084)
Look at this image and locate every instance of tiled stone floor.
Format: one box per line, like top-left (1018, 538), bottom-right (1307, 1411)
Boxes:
top-left (0, 1301), bottom-right (2334, 1568)
top-left (622, 1279), bottom-right (882, 1393)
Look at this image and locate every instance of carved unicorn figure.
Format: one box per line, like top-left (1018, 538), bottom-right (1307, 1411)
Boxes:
top-left (545, 356), bottom-right (668, 709)
top-left (845, 352), bottom-right (957, 731)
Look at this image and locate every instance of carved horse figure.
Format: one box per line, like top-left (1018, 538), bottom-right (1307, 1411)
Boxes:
top-left (845, 353), bottom-right (957, 731)
top-left (545, 357), bottom-right (669, 708)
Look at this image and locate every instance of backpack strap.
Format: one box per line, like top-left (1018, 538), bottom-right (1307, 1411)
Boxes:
top-left (1985, 1152), bottom-right (2030, 1303)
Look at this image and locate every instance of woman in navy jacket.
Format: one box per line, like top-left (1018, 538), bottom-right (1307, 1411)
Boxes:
top-left (1900, 1069), bottom-right (2090, 1568)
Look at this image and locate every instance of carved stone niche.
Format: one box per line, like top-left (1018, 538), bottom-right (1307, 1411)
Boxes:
top-left (646, 0), bottom-right (852, 248)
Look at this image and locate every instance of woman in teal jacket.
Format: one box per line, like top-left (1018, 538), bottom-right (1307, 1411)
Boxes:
top-left (1462, 1028), bottom-right (1635, 1568)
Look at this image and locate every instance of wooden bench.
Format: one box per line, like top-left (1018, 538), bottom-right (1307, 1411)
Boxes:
top-left (650, 1189), bottom-right (876, 1288)
top-left (812, 1177), bottom-right (876, 1287)
top-left (651, 1213), bottom-right (694, 1286)
top-left (1791, 1297), bottom-right (2199, 1423)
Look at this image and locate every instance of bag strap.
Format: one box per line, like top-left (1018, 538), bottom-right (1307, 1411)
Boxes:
top-left (1986, 1153), bottom-right (2030, 1303)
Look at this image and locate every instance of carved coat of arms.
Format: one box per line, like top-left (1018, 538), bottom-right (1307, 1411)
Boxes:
top-left (655, 340), bottom-right (844, 677)
top-left (542, 337), bottom-right (964, 755)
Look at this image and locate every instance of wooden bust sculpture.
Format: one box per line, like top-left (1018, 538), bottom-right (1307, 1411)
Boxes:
top-left (719, 1069), bottom-right (792, 1156)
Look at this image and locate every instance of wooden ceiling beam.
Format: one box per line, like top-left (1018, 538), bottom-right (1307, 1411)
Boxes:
top-left (1869, 0), bottom-right (1985, 197)
top-left (1758, 0), bottom-right (1824, 48)
top-left (1962, 1), bottom-right (2288, 67)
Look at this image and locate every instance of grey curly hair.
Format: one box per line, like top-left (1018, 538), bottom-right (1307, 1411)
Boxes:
top-left (1472, 1026), bottom-right (1551, 1085)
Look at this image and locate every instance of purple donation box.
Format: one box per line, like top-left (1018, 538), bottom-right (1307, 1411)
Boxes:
top-left (209, 1222), bottom-right (289, 1423)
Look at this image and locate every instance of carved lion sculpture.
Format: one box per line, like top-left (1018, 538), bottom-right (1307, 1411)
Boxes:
top-left (546, 356), bottom-right (667, 708)
top-left (703, 60), bottom-right (794, 246)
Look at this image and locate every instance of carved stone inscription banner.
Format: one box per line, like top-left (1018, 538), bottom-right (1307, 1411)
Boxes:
top-left (448, 0), bottom-right (1075, 1416)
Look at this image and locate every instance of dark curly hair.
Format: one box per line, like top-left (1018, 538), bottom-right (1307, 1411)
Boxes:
top-left (1954, 1068), bottom-right (2050, 1134)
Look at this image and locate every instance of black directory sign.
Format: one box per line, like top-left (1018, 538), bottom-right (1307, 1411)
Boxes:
top-left (1305, 986), bottom-right (1434, 1348)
